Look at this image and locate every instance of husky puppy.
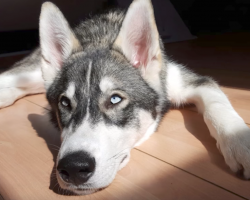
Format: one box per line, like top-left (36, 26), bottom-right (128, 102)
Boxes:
top-left (0, 0), bottom-right (250, 195)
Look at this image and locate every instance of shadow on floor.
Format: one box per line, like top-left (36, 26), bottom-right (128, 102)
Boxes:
top-left (26, 110), bottom-right (249, 199)
top-left (28, 113), bottom-right (76, 196)
top-left (179, 108), bottom-right (246, 180)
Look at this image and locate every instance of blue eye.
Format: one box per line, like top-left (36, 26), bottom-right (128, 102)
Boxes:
top-left (110, 95), bottom-right (122, 104)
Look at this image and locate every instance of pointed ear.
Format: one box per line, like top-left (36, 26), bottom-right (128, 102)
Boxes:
top-left (39, 2), bottom-right (81, 88)
top-left (113, 0), bottom-right (162, 71)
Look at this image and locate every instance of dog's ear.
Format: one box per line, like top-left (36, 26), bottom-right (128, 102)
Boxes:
top-left (114, 0), bottom-right (162, 74)
top-left (39, 2), bottom-right (81, 88)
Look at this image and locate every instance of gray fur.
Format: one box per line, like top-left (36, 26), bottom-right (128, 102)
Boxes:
top-left (1, 1), bottom-right (249, 195)
top-left (0, 1), bottom-right (218, 195)
top-left (74, 11), bottom-right (125, 50)
top-left (180, 65), bottom-right (217, 88)
top-left (48, 48), bottom-right (163, 130)
top-left (44, 10), bottom-right (170, 130)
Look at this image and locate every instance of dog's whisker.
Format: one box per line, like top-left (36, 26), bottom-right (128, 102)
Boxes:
top-left (48, 143), bottom-right (61, 149)
top-left (107, 147), bottom-right (130, 161)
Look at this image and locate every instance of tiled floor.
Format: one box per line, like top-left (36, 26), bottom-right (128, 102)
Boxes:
top-left (0, 33), bottom-right (250, 200)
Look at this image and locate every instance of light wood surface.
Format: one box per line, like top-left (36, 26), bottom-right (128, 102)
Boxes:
top-left (1, 33), bottom-right (250, 200)
top-left (1, 93), bottom-right (248, 200)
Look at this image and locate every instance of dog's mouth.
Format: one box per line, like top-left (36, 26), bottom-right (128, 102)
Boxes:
top-left (73, 187), bottom-right (100, 195)
top-left (58, 184), bottom-right (104, 195)
top-left (56, 170), bottom-right (113, 195)
top-left (57, 177), bottom-right (102, 195)
top-left (74, 186), bottom-right (106, 194)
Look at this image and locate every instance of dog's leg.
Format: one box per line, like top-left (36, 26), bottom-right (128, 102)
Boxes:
top-left (0, 49), bottom-right (45, 108)
top-left (167, 62), bottom-right (250, 179)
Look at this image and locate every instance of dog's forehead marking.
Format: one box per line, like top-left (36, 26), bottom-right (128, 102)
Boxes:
top-left (85, 61), bottom-right (93, 120)
top-left (100, 77), bottom-right (115, 93)
top-left (66, 82), bottom-right (75, 98)
top-left (86, 61), bottom-right (92, 94)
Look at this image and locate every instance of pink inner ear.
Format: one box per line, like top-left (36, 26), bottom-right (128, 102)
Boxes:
top-left (126, 10), bottom-right (151, 69)
top-left (130, 40), bottom-right (150, 68)
top-left (54, 39), bottom-right (64, 68)
top-left (45, 24), bottom-right (64, 69)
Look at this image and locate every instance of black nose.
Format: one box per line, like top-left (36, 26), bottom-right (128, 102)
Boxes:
top-left (57, 151), bottom-right (95, 186)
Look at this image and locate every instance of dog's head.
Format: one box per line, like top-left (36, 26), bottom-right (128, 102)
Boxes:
top-left (39, 0), bottom-right (169, 195)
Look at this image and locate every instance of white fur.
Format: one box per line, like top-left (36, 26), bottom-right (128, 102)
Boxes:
top-left (56, 106), bottom-right (159, 194)
top-left (86, 61), bottom-right (92, 94)
top-left (134, 110), bottom-right (160, 147)
top-left (65, 82), bottom-right (75, 99)
top-left (114, 0), bottom-right (159, 67)
top-left (167, 62), bottom-right (185, 106)
top-left (114, 0), bottom-right (163, 95)
top-left (99, 77), bottom-right (115, 93)
top-left (39, 2), bottom-right (80, 89)
top-left (167, 62), bottom-right (250, 179)
top-left (0, 69), bottom-right (45, 108)
top-left (1, 0), bottom-right (250, 195)
top-left (0, 74), bottom-right (16, 89)
top-left (57, 117), bottom-right (142, 194)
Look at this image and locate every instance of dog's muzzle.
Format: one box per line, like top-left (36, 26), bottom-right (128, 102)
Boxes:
top-left (57, 151), bottom-right (96, 186)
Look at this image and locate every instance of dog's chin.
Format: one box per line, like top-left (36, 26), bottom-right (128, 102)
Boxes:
top-left (72, 188), bottom-right (100, 195)
top-left (58, 180), bottom-right (104, 195)
top-left (56, 173), bottom-right (112, 195)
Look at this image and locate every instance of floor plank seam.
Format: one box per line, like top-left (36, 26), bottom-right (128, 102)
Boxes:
top-left (22, 97), bottom-right (250, 199)
top-left (23, 99), bottom-right (50, 111)
top-left (134, 148), bottom-right (248, 200)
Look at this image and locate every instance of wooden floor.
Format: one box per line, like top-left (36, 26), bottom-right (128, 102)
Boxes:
top-left (0, 33), bottom-right (250, 200)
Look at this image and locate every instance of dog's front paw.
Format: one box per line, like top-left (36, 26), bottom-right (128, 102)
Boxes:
top-left (217, 123), bottom-right (250, 179)
top-left (0, 88), bottom-right (23, 108)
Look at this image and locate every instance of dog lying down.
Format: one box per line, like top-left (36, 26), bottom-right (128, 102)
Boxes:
top-left (0, 0), bottom-right (250, 195)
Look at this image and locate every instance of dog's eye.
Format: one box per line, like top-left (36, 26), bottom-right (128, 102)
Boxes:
top-left (110, 94), bottom-right (122, 104)
top-left (60, 96), bottom-right (71, 108)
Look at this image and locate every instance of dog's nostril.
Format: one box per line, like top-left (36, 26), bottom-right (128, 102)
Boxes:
top-left (59, 170), bottom-right (70, 182)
